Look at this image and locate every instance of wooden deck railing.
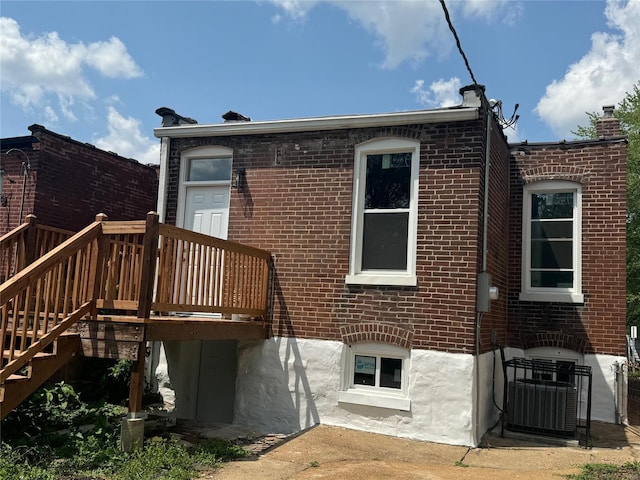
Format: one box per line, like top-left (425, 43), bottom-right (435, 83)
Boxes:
top-left (0, 215), bottom-right (73, 283)
top-left (0, 220), bottom-right (101, 380)
top-left (154, 223), bottom-right (271, 316)
top-left (2, 212), bottom-right (271, 381)
top-left (92, 216), bottom-right (272, 317)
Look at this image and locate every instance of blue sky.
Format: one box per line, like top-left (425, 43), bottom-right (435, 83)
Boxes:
top-left (1, 0), bottom-right (639, 164)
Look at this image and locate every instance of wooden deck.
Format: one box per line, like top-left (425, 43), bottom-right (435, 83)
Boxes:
top-left (0, 213), bottom-right (272, 418)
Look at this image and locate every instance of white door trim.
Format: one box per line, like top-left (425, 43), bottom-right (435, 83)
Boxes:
top-left (176, 145), bottom-right (234, 231)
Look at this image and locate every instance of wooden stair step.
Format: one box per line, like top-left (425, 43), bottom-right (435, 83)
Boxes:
top-left (1, 336), bottom-right (81, 420)
top-left (0, 375), bottom-right (28, 404)
top-left (32, 352), bottom-right (56, 360)
top-left (6, 374), bottom-right (29, 383)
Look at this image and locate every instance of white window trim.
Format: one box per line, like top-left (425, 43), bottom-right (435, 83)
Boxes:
top-left (338, 343), bottom-right (411, 411)
top-left (176, 145), bottom-right (233, 229)
top-left (525, 347), bottom-right (583, 384)
top-left (519, 180), bottom-right (583, 303)
top-left (346, 138), bottom-right (420, 287)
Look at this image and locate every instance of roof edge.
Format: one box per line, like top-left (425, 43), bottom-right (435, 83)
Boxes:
top-left (153, 107), bottom-right (479, 138)
top-left (509, 136), bottom-right (628, 151)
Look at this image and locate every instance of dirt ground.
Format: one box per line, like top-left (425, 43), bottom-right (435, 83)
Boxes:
top-left (202, 422), bottom-right (640, 480)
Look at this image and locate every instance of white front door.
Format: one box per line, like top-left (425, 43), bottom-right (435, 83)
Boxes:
top-left (183, 185), bottom-right (230, 239)
top-left (179, 185), bottom-right (230, 309)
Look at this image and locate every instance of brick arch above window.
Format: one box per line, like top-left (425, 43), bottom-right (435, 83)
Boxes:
top-left (519, 165), bottom-right (590, 185)
top-left (522, 331), bottom-right (588, 353)
top-left (348, 127), bottom-right (424, 146)
top-left (340, 323), bottom-right (414, 349)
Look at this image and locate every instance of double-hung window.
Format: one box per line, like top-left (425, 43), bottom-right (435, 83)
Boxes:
top-left (346, 138), bottom-right (420, 286)
top-left (338, 343), bottom-right (410, 411)
top-left (520, 181), bottom-right (583, 303)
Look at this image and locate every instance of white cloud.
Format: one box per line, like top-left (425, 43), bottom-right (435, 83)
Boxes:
top-left (43, 106), bottom-right (59, 125)
top-left (502, 124), bottom-right (522, 144)
top-left (94, 107), bottom-right (160, 164)
top-left (411, 77), bottom-right (462, 108)
top-left (269, 0), bottom-right (521, 69)
top-left (0, 17), bottom-right (142, 120)
top-left (462, 0), bottom-right (514, 20)
top-left (84, 37), bottom-right (143, 78)
top-left (535, 0), bottom-right (640, 138)
top-left (335, 1), bottom-right (446, 69)
top-left (59, 95), bottom-right (77, 122)
top-left (269, 0), bottom-right (317, 22)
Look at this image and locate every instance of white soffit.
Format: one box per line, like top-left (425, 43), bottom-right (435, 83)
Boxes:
top-left (154, 108), bottom-right (479, 138)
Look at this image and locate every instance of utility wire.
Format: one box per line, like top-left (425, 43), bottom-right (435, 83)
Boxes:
top-left (439, 0), bottom-right (479, 86)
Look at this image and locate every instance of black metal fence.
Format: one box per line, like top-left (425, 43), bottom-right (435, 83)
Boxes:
top-left (502, 357), bottom-right (592, 446)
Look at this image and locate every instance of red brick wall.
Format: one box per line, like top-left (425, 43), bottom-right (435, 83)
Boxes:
top-left (0, 141), bottom-right (37, 233)
top-left (477, 120), bottom-right (511, 354)
top-left (0, 126), bottom-right (159, 234)
top-left (508, 139), bottom-right (627, 355)
top-left (165, 118), bottom-right (511, 354)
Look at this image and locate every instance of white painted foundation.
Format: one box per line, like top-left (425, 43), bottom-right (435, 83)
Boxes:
top-left (234, 337), bottom-right (476, 446)
top-left (151, 337), bottom-right (625, 447)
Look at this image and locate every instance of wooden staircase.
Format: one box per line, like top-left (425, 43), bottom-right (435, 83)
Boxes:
top-left (1, 333), bottom-right (80, 418)
top-left (1, 213), bottom-right (272, 420)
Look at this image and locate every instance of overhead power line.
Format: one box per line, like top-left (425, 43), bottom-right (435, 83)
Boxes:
top-left (438, 0), bottom-right (479, 86)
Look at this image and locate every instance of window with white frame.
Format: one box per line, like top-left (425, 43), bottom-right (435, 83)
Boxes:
top-left (338, 343), bottom-right (410, 411)
top-left (346, 138), bottom-right (420, 286)
top-left (531, 358), bottom-right (577, 385)
top-left (526, 347), bottom-right (582, 386)
top-left (520, 180), bottom-right (583, 303)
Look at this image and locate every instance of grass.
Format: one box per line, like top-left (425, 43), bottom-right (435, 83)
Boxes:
top-left (0, 378), bottom-right (250, 480)
top-left (565, 462), bottom-right (640, 480)
top-left (0, 435), bottom-right (251, 480)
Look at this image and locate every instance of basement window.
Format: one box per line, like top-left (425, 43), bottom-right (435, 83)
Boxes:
top-left (338, 343), bottom-right (410, 411)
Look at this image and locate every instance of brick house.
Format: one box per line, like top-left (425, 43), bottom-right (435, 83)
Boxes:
top-left (0, 124), bottom-right (159, 235)
top-left (150, 86), bottom-right (627, 446)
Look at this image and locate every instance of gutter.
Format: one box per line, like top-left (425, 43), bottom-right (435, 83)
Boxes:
top-left (153, 108), bottom-right (479, 138)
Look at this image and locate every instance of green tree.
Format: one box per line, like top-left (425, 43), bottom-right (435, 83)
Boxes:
top-left (574, 82), bottom-right (640, 328)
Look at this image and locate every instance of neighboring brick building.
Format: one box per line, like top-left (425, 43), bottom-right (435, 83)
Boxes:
top-left (507, 107), bottom-right (627, 422)
top-left (150, 87), bottom-right (627, 446)
top-left (0, 124), bottom-right (159, 234)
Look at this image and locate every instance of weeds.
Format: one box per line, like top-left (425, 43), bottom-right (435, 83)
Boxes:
top-left (1, 382), bottom-right (249, 480)
top-left (566, 462), bottom-right (640, 479)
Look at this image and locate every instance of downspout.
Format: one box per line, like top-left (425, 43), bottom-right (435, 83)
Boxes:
top-left (156, 136), bottom-right (170, 223)
top-left (473, 94), bottom-right (492, 446)
top-left (18, 162), bottom-right (28, 224)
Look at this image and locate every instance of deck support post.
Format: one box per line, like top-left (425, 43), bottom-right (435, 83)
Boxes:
top-left (121, 211), bottom-right (159, 451)
top-left (122, 343), bottom-right (146, 452)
